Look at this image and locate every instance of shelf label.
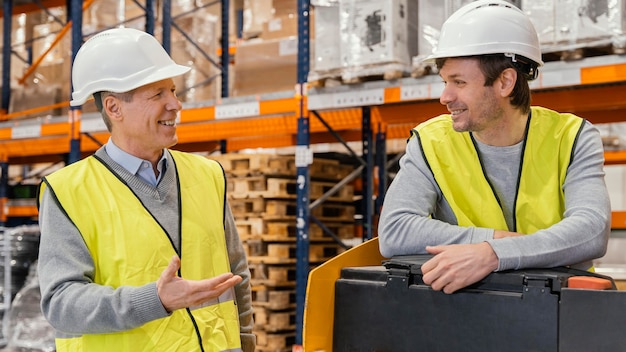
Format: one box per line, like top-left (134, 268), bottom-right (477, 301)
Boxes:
top-left (400, 84), bottom-right (430, 101)
top-left (11, 124), bottom-right (41, 139)
top-left (336, 88), bottom-right (384, 108)
top-left (539, 68), bottom-right (581, 89)
top-left (307, 93), bottom-right (335, 110)
top-left (215, 102), bottom-right (261, 120)
top-left (429, 81), bottom-right (445, 99)
top-left (295, 145), bottom-right (313, 167)
top-left (81, 117), bottom-right (107, 133)
top-left (308, 88), bottom-right (385, 110)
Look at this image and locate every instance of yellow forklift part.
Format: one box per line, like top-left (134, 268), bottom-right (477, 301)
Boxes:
top-left (303, 237), bottom-right (387, 352)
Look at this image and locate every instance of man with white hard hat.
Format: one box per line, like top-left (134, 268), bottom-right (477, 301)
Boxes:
top-left (378, 0), bottom-right (610, 293)
top-left (37, 27), bottom-right (255, 351)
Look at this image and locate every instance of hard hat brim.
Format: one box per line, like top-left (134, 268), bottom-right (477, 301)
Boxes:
top-left (70, 63), bottom-right (191, 107)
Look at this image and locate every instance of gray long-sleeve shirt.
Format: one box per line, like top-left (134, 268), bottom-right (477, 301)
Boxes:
top-left (37, 147), bottom-right (255, 351)
top-left (379, 117), bottom-right (610, 272)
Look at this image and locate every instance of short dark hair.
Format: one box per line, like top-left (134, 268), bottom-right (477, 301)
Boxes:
top-left (436, 55), bottom-right (532, 114)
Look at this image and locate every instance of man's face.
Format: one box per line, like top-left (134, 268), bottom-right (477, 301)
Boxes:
top-left (113, 78), bottom-right (182, 158)
top-left (438, 58), bottom-right (504, 133)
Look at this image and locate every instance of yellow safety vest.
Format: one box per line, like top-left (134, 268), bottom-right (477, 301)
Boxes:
top-left (41, 150), bottom-right (241, 352)
top-left (414, 106), bottom-right (584, 234)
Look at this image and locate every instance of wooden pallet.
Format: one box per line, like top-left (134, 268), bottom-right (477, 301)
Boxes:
top-left (307, 68), bottom-right (343, 89)
top-left (254, 307), bottom-right (296, 332)
top-left (254, 330), bottom-right (296, 352)
top-left (232, 199), bottom-right (354, 223)
top-left (341, 62), bottom-right (410, 84)
top-left (248, 263), bottom-right (296, 287)
top-left (245, 241), bottom-right (346, 264)
top-left (236, 218), bottom-right (355, 241)
top-left (265, 200), bottom-right (355, 222)
top-left (542, 43), bottom-right (624, 62)
top-left (251, 286), bottom-right (296, 310)
top-left (228, 176), bottom-right (354, 201)
top-left (211, 154), bottom-right (296, 177)
top-left (212, 153), bottom-right (354, 180)
top-left (230, 198), bottom-right (266, 218)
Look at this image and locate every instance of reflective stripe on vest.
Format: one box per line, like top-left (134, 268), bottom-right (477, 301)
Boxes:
top-left (414, 106), bottom-right (583, 234)
top-left (42, 150), bottom-right (241, 352)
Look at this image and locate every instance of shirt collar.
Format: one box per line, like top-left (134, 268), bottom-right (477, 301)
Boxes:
top-left (104, 139), bottom-right (167, 176)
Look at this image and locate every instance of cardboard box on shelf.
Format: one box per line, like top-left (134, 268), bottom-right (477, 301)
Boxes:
top-left (261, 14), bottom-right (298, 41)
top-left (83, 0), bottom-right (145, 33)
top-left (9, 84), bottom-right (64, 119)
top-left (32, 22), bottom-right (70, 66)
top-left (242, 0), bottom-right (299, 39)
top-left (171, 40), bottom-right (221, 103)
top-left (180, 0), bottom-right (240, 43)
top-left (232, 37), bottom-right (298, 97)
top-left (311, 3), bottom-right (342, 74)
top-left (170, 10), bottom-right (221, 103)
top-left (522, 0), bottom-right (626, 55)
top-left (242, 0), bottom-right (274, 39)
top-left (339, 0), bottom-right (418, 81)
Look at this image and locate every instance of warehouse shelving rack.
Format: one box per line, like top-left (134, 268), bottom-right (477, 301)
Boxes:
top-left (3, 0), bottom-right (626, 346)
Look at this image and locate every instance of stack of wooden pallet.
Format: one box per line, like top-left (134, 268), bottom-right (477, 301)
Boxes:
top-left (210, 153), bottom-right (356, 352)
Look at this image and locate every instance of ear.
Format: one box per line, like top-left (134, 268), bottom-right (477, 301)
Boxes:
top-left (103, 95), bottom-right (123, 121)
top-left (497, 68), bottom-right (517, 98)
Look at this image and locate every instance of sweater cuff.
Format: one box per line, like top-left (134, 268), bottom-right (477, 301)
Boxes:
top-left (486, 239), bottom-right (519, 272)
top-left (471, 227), bottom-right (495, 243)
top-left (129, 282), bottom-right (170, 325)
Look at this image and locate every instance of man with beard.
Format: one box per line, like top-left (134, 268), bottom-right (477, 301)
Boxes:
top-left (378, 0), bottom-right (610, 294)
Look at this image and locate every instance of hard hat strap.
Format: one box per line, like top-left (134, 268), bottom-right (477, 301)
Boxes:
top-left (94, 92), bottom-right (104, 112)
top-left (505, 53), bottom-right (539, 81)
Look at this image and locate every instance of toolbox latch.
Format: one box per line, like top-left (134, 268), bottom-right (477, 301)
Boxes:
top-left (523, 274), bottom-right (556, 294)
top-left (387, 267), bottom-right (411, 289)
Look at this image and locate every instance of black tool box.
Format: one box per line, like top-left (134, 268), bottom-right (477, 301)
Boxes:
top-left (333, 255), bottom-right (626, 352)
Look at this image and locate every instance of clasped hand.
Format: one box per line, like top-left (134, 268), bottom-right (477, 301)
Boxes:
top-left (156, 256), bottom-right (242, 313)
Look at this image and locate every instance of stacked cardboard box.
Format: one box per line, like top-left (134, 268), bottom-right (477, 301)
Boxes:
top-left (7, 0), bottom-right (223, 117)
top-left (338, 0), bottom-right (418, 83)
top-left (522, 0), bottom-right (626, 58)
top-left (233, 0), bottom-right (302, 97)
top-left (233, 37), bottom-right (298, 97)
top-left (308, 1), bottom-right (342, 86)
top-left (310, 0), bottom-right (419, 85)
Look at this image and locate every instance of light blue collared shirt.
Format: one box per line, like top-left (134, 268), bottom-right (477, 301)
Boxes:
top-left (104, 139), bottom-right (167, 186)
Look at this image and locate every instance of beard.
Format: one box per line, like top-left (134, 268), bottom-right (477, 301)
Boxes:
top-left (451, 88), bottom-right (504, 133)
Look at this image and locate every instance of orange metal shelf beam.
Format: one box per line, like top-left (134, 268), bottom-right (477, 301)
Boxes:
top-left (0, 0), bottom-right (66, 17)
top-left (611, 211), bottom-right (626, 229)
top-left (604, 151), bottom-right (626, 165)
top-left (370, 83), bottom-right (626, 128)
top-left (7, 204), bottom-right (38, 218)
top-left (532, 83), bottom-right (626, 124)
top-left (0, 102), bottom-right (69, 121)
top-left (580, 61), bottom-right (626, 85)
top-left (1, 67), bottom-right (626, 163)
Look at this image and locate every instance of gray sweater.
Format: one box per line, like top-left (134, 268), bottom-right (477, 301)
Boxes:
top-left (37, 147), bottom-right (255, 351)
top-left (379, 118), bottom-right (610, 272)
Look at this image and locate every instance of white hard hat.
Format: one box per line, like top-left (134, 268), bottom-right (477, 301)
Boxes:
top-left (425, 0), bottom-right (543, 67)
top-left (70, 27), bottom-right (190, 106)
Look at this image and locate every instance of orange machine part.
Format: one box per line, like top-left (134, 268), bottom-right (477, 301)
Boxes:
top-left (568, 276), bottom-right (613, 290)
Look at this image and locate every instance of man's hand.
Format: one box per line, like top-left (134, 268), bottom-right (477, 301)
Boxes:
top-left (421, 242), bottom-right (499, 294)
top-left (157, 256), bottom-right (243, 313)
